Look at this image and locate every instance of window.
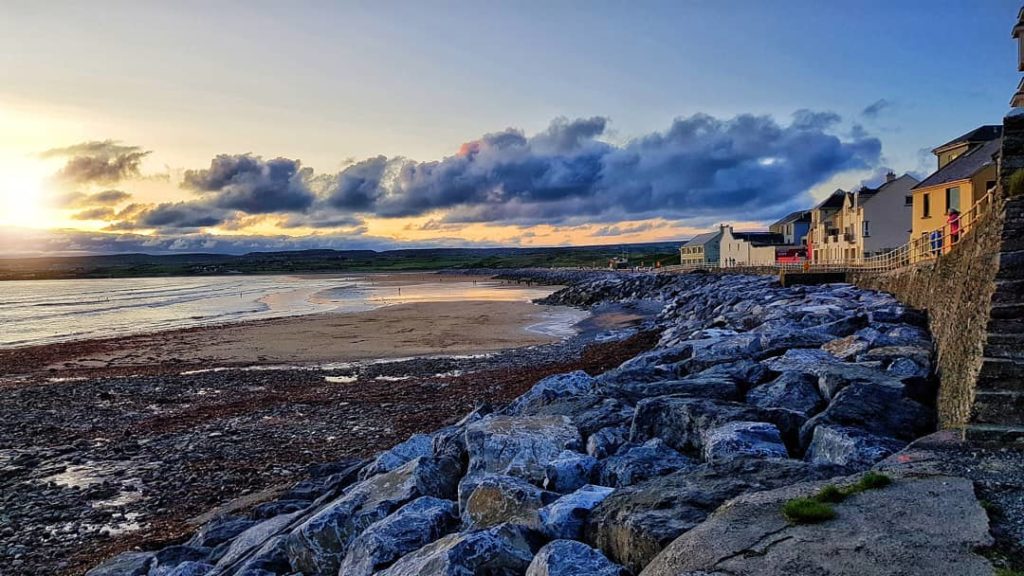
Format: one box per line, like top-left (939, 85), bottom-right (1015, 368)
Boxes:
top-left (862, 220), bottom-right (870, 237)
top-left (905, 195), bottom-right (913, 206)
top-left (945, 186), bottom-right (960, 212)
top-left (923, 193), bottom-right (931, 218)
top-left (987, 180), bottom-right (997, 193)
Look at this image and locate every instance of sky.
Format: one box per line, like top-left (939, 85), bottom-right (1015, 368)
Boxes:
top-left (0, 0), bottom-right (1019, 255)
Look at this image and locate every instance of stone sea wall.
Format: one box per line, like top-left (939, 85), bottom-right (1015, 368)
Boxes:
top-left (85, 272), bottom-right (991, 576)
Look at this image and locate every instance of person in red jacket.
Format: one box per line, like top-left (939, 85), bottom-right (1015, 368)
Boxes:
top-left (947, 209), bottom-right (961, 246)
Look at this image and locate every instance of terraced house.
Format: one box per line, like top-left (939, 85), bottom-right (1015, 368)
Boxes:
top-left (909, 125), bottom-right (1001, 260)
top-left (679, 227), bottom-right (725, 267)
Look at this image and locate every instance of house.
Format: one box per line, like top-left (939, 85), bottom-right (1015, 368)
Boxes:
top-left (858, 172), bottom-right (920, 256)
top-left (769, 210), bottom-right (811, 245)
top-left (910, 125), bottom-right (1001, 260)
top-left (806, 189), bottom-right (847, 263)
top-left (719, 225), bottom-right (788, 267)
top-left (679, 228), bottom-right (725, 267)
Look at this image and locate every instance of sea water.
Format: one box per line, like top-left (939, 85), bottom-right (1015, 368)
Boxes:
top-left (0, 274), bottom-right (571, 347)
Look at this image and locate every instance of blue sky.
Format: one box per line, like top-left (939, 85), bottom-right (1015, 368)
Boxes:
top-left (0, 0), bottom-right (1019, 254)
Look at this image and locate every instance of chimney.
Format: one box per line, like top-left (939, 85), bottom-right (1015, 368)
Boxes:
top-left (886, 170), bottom-right (896, 183)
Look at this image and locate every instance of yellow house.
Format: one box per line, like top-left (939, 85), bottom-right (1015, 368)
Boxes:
top-left (910, 125), bottom-right (1001, 260)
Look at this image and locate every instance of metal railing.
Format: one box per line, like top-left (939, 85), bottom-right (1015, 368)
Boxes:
top-left (665, 190), bottom-right (995, 276)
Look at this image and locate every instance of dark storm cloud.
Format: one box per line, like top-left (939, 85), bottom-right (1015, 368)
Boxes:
top-left (99, 110), bottom-right (881, 236)
top-left (330, 112), bottom-right (880, 224)
top-left (182, 154), bottom-right (316, 213)
top-left (42, 140), bottom-right (151, 184)
top-left (136, 202), bottom-right (230, 230)
top-left (56, 189), bottom-right (133, 208)
top-left (862, 99), bottom-right (891, 118)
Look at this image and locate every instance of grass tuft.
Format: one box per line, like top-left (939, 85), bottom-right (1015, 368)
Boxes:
top-left (815, 484), bottom-right (846, 503)
top-left (782, 498), bottom-right (836, 524)
top-left (854, 471), bottom-right (893, 491)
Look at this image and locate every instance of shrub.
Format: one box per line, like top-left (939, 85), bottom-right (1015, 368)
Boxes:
top-left (782, 498), bottom-right (836, 524)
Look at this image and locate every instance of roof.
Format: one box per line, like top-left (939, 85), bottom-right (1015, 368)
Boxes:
top-left (932, 125), bottom-right (1002, 154)
top-left (914, 138), bottom-right (1001, 190)
top-left (731, 231), bottom-right (786, 247)
top-left (770, 210), bottom-right (811, 227)
top-left (682, 230), bottom-right (721, 248)
top-left (858, 174), bottom-right (920, 206)
top-left (813, 189), bottom-right (847, 211)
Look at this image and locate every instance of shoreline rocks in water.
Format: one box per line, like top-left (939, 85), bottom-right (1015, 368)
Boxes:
top-left (85, 270), bottom-right (1005, 575)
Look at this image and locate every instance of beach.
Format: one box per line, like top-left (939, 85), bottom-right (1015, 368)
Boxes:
top-left (0, 272), bottom-right (655, 575)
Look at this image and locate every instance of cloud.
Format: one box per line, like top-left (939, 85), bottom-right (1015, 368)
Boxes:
top-left (42, 140), bottom-right (151, 184)
top-left (72, 207), bottom-right (118, 221)
top-left (592, 221), bottom-right (666, 237)
top-left (182, 154), bottom-right (316, 213)
top-left (861, 99), bottom-right (892, 119)
top-left (56, 189), bottom-right (133, 208)
top-left (78, 111), bottom-right (882, 241)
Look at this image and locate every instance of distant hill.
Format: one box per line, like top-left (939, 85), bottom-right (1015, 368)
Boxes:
top-left (0, 243), bottom-right (682, 280)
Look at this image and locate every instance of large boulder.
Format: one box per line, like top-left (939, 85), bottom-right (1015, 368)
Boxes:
top-left (516, 395), bottom-right (635, 438)
top-left (539, 484), bottom-right (615, 540)
top-left (285, 456), bottom-right (461, 575)
top-left (187, 517), bottom-right (257, 550)
top-left (805, 425), bottom-right (907, 469)
top-left (338, 496), bottom-right (459, 576)
top-left (630, 396), bottom-right (763, 452)
top-left (586, 458), bottom-right (843, 573)
top-left (596, 439), bottom-right (696, 488)
top-left (745, 372), bottom-right (825, 417)
top-left (465, 415), bottom-right (582, 484)
top-left (225, 534), bottom-right (291, 575)
top-left (586, 426), bottom-right (630, 459)
top-left (165, 563), bottom-right (212, 576)
top-left (463, 475), bottom-right (558, 530)
top-left (640, 475), bottom-right (994, 576)
top-left (701, 421), bottom-right (789, 463)
top-left (611, 375), bottom-right (741, 403)
top-left (799, 381), bottom-right (934, 449)
top-left (526, 540), bottom-right (628, 576)
top-left (375, 523), bottom-right (540, 576)
top-left (360, 434), bottom-right (434, 479)
top-left (85, 552), bottom-right (155, 576)
top-left (543, 450), bottom-right (598, 493)
top-left (506, 371), bottom-right (595, 415)
top-left (213, 510), bottom-right (304, 572)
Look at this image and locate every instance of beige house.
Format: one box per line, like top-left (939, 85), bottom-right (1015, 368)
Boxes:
top-left (719, 225), bottom-right (786, 267)
top-left (679, 228), bottom-right (725, 267)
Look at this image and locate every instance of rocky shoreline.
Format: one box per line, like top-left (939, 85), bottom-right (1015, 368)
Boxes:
top-left (27, 270), bottom-right (1021, 574)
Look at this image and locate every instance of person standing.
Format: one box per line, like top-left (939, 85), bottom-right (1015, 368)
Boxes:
top-left (947, 209), bottom-right (961, 246)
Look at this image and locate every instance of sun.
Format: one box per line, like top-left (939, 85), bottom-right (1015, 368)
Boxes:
top-left (0, 169), bottom-right (47, 228)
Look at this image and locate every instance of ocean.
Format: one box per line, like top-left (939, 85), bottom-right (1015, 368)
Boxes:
top-left (0, 274), bottom-right (563, 348)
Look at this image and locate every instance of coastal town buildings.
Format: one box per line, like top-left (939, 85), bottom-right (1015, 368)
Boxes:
top-left (807, 190), bottom-right (847, 264)
top-left (769, 210), bottom-right (811, 245)
top-left (719, 225), bottom-right (788, 267)
top-left (679, 227), bottom-right (725, 267)
top-left (910, 125), bottom-right (1001, 260)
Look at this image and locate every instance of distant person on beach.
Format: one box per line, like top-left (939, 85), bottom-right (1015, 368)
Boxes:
top-left (947, 209), bottom-right (961, 245)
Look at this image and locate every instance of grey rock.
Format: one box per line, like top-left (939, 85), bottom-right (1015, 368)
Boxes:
top-left (586, 426), bottom-right (630, 459)
top-left (539, 484), bottom-right (615, 540)
top-left (597, 439), bottom-right (696, 488)
top-left (360, 433), bottom-right (434, 479)
top-left (630, 396), bottom-right (762, 452)
top-left (213, 511), bottom-right (303, 572)
top-left (506, 370), bottom-right (595, 415)
top-left (745, 372), bottom-right (825, 417)
top-left (463, 474), bottom-right (558, 530)
top-left (165, 562), bottom-right (213, 576)
top-left (338, 496), bottom-right (458, 576)
top-left (84, 552), bottom-right (154, 576)
top-left (701, 421), bottom-right (789, 463)
top-left (543, 450), bottom-right (598, 493)
top-left (641, 475), bottom-right (993, 576)
top-left (799, 381), bottom-right (934, 449)
top-left (151, 546), bottom-right (210, 576)
top-left (805, 425), bottom-right (907, 468)
top-left (285, 456), bottom-right (460, 575)
top-left (822, 335), bottom-right (871, 360)
top-left (227, 535), bottom-right (290, 576)
top-left (465, 415), bottom-right (582, 484)
top-left (526, 540), bottom-right (628, 576)
top-left (613, 375), bottom-right (741, 403)
top-left (250, 499), bottom-right (309, 520)
top-left (375, 523), bottom-right (539, 576)
top-left (586, 458), bottom-right (842, 573)
top-left (516, 395), bottom-right (635, 438)
top-left (188, 517), bottom-right (258, 549)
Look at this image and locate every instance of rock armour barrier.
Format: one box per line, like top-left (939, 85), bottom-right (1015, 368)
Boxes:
top-left (87, 272), bottom-right (998, 576)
